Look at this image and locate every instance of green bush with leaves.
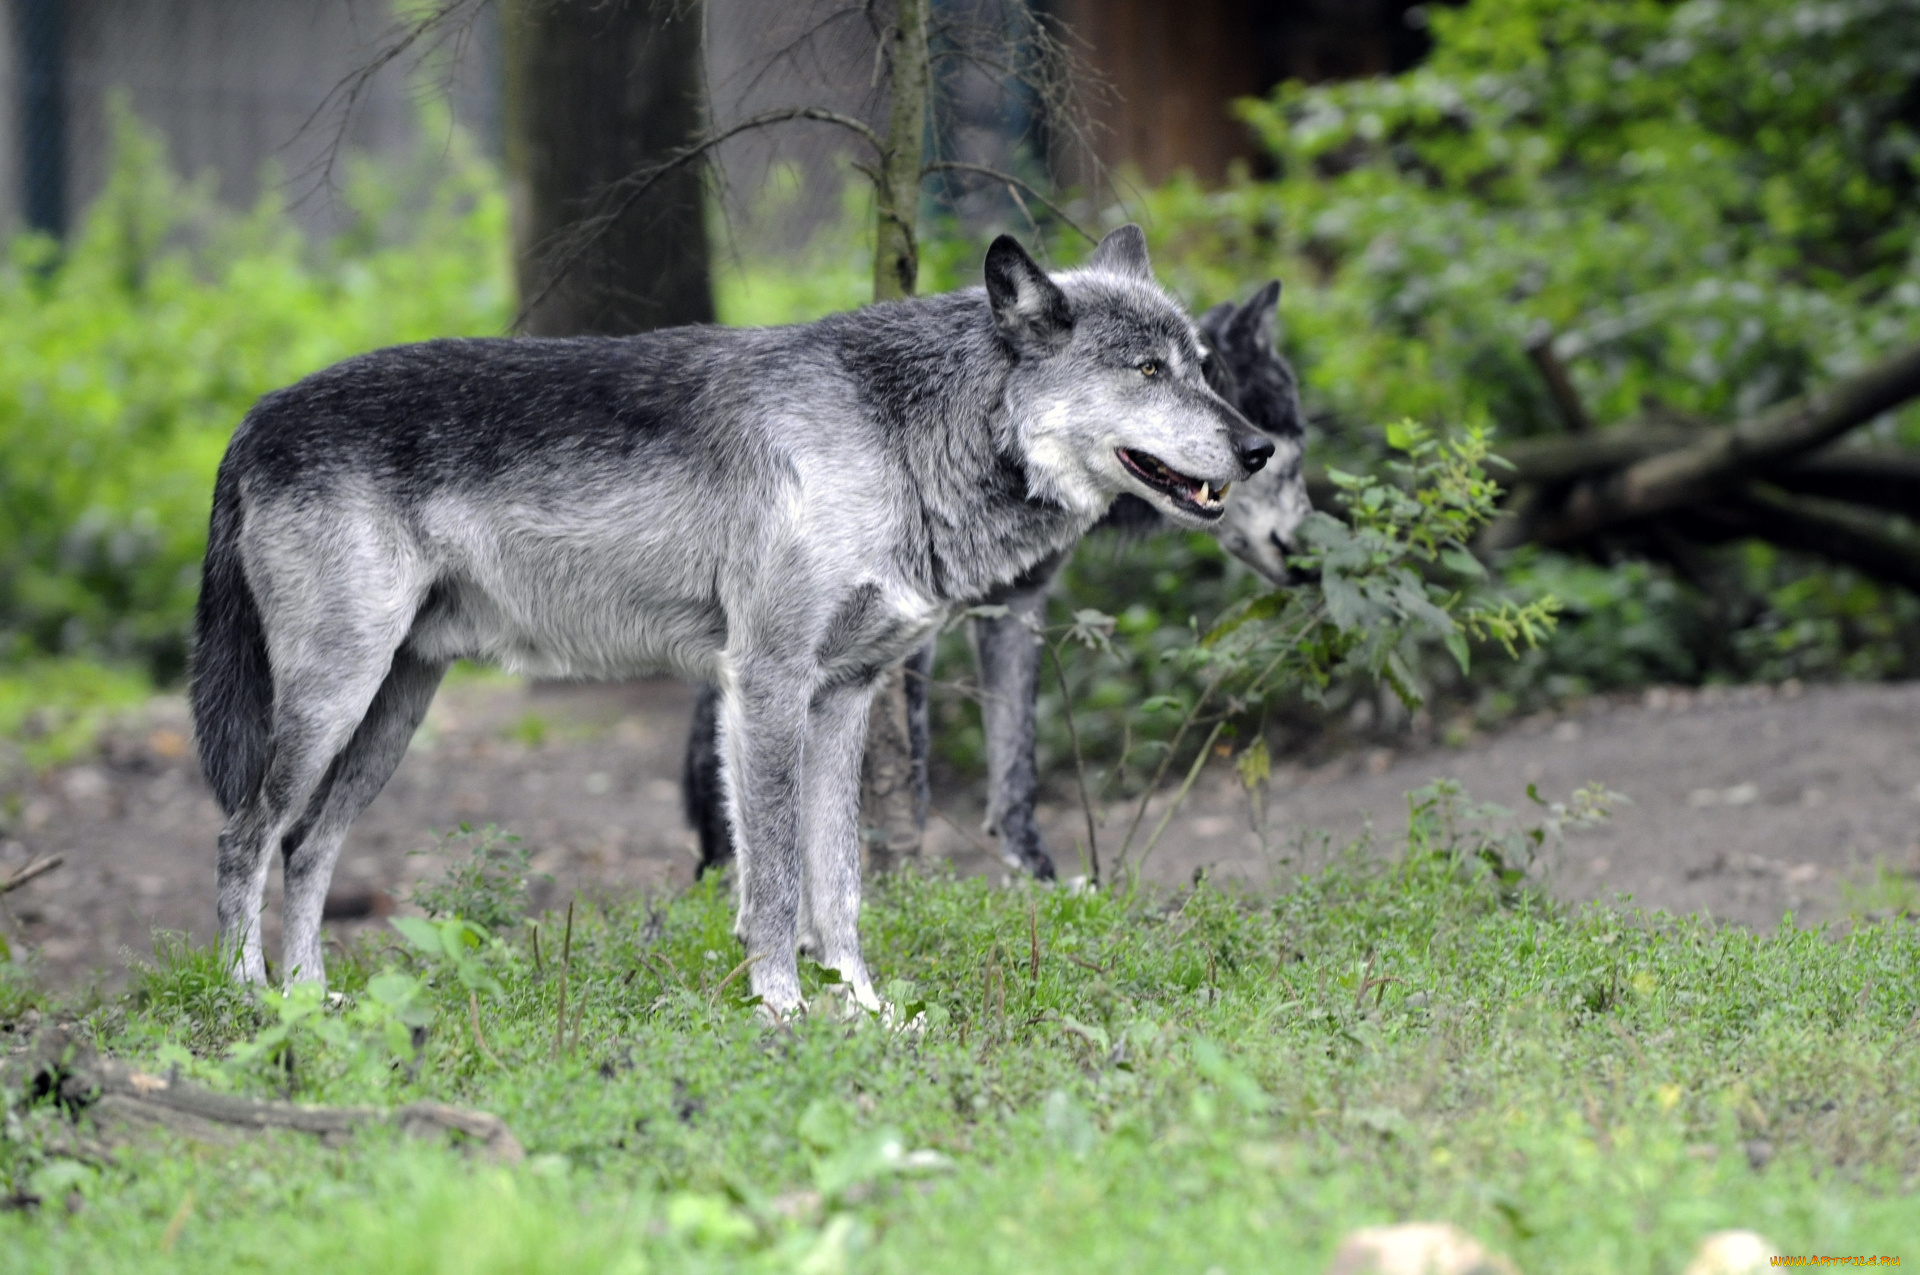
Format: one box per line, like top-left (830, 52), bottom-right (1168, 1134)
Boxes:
top-left (1088, 0), bottom-right (1920, 710)
top-left (1044, 421), bottom-right (1558, 879)
top-left (0, 104), bottom-right (509, 679)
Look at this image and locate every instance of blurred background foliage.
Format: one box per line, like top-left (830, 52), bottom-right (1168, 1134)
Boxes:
top-left (5, 0), bottom-right (1920, 780)
top-left (0, 100), bottom-right (509, 692)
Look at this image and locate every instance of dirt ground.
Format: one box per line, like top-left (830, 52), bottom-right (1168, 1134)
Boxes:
top-left (3, 674), bottom-right (1917, 991)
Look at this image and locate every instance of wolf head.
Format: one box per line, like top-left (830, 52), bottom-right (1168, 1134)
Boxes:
top-left (987, 227), bottom-right (1273, 530)
top-left (1199, 282), bottom-right (1312, 585)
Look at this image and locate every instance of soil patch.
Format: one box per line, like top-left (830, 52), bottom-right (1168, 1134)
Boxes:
top-left (3, 676), bottom-right (1915, 990)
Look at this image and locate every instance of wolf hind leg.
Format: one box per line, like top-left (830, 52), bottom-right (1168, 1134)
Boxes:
top-left (970, 581), bottom-right (1058, 880)
top-left (216, 560), bottom-right (424, 984)
top-left (801, 678), bottom-right (882, 1013)
top-left (718, 660), bottom-right (810, 1016)
top-left (684, 684), bottom-right (734, 877)
top-left (278, 649), bottom-right (449, 985)
top-left (903, 641), bottom-right (933, 828)
top-left (217, 655), bottom-right (396, 985)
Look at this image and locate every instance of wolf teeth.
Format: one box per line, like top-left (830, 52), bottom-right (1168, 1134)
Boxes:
top-left (1197, 483), bottom-right (1211, 504)
top-left (1216, 482), bottom-right (1231, 499)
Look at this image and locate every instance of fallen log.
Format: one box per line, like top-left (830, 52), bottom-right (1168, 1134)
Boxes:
top-left (1528, 342), bottom-right (1920, 544)
top-left (3, 1022), bottom-right (522, 1163)
top-left (1721, 483), bottom-right (1920, 595)
top-left (1492, 422), bottom-right (1702, 488)
top-left (1770, 448), bottom-right (1920, 517)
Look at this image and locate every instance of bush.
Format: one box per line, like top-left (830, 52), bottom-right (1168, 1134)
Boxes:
top-left (0, 102), bottom-right (510, 680)
top-left (1031, 0), bottom-right (1920, 740)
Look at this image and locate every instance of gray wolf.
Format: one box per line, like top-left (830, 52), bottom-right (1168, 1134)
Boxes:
top-left (684, 281), bottom-right (1311, 879)
top-left (190, 226), bottom-right (1273, 1015)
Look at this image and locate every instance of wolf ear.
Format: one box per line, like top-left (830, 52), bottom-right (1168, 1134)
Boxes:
top-left (985, 235), bottom-right (1073, 353)
top-left (1198, 300), bottom-right (1235, 350)
top-left (1229, 280), bottom-right (1281, 351)
top-left (1086, 224), bottom-right (1151, 280)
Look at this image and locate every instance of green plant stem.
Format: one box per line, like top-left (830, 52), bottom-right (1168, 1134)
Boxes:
top-left (552, 900), bottom-right (573, 1061)
top-left (1117, 669), bottom-right (1228, 870)
top-left (1047, 639), bottom-right (1101, 884)
top-left (469, 992), bottom-right (503, 1068)
top-left (1136, 719), bottom-right (1228, 874)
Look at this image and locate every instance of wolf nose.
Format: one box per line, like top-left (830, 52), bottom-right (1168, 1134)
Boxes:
top-left (1235, 432), bottom-right (1274, 474)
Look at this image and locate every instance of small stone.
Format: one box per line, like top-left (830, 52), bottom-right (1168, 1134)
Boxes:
top-left (1681, 1230), bottom-right (1778, 1275)
top-left (1326, 1222), bottom-right (1520, 1275)
top-left (146, 728), bottom-right (189, 760)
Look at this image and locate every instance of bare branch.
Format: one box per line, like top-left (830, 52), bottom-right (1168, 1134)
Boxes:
top-left (290, 0), bottom-right (491, 203)
top-left (921, 161), bottom-right (1099, 244)
top-left (1525, 327), bottom-right (1595, 434)
top-left (516, 105), bottom-right (885, 328)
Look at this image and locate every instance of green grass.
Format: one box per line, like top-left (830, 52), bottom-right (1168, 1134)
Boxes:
top-left (3, 791), bottom-right (1917, 1271)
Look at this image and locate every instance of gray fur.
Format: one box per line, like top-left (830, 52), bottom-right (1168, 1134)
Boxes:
top-left (191, 228), bottom-right (1270, 1015)
top-left (685, 280), bottom-right (1310, 879)
top-left (969, 281), bottom-right (1310, 876)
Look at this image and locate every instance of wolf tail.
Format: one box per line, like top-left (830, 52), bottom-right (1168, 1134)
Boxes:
top-left (190, 462), bottom-right (273, 816)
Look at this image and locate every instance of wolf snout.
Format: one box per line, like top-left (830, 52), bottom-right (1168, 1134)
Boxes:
top-left (1234, 431), bottom-right (1274, 475)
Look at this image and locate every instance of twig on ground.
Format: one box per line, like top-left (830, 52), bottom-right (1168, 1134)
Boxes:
top-left (0, 856), bottom-right (63, 895)
top-left (468, 992), bottom-right (503, 1068)
top-left (709, 953), bottom-right (764, 1008)
top-left (930, 804), bottom-right (999, 860)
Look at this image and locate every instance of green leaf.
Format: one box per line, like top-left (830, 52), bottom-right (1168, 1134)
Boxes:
top-left (1444, 631), bottom-right (1472, 675)
top-left (1384, 418), bottom-right (1424, 452)
top-left (390, 915), bottom-right (443, 955)
top-left (1321, 573), bottom-right (1369, 631)
top-left (367, 971), bottom-right (419, 1007)
top-left (798, 1097), bottom-right (853, 1153)
top-left (1441, 547), bottom-right (1487, 578)
top-left (1201, 591), bottom-right (1290, 647)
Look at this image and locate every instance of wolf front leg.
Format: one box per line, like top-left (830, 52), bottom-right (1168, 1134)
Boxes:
top-left (969, 581), bottom-right (1058, 879)
top-left (802, 677), bottom-right (884, 1013)
top-left (717, 661), bottom-right (811, 1016)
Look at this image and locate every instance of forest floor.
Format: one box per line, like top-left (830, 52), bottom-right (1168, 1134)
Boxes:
top-left (4, 673), bottom-right (1918, 991)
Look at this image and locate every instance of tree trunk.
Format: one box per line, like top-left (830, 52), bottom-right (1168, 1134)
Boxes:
top-left (505, 0), bottom-right (713, 337)
top-left (859, 0), bottom-right (933, 868)
top-left (871, 0), bottom-right (929, 304)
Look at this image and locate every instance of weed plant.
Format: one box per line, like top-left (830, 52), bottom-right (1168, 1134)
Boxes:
top-left (3, 786), bottom-right (1916, 1271)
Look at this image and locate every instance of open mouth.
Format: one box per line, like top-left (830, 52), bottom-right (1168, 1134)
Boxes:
top-left (1117, 448), bottom-right (1229, 519)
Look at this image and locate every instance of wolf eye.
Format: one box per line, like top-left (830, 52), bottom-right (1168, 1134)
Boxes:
top-left (1138, 360), bottom-right (1161, 378)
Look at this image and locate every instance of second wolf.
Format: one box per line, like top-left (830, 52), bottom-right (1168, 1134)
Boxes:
top-left (684, 281), bottom-right (1311, 879)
